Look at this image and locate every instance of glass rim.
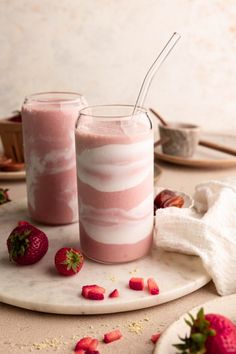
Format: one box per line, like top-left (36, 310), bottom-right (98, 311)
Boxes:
top-left (79, 104), bottom-right (148, 119)
top-left (24, 91), bottom-right (83, 104)
top-left (159, 122), bottom-right (200, 130)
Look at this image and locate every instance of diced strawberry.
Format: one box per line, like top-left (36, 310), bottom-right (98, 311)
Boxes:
top-left (87, 290), bottom-right (104, 300)
top-left (151, 333), bottom-right (161, 344)
top-left (129, 277), bottom-right (144, 291)
top-left (82, 285), bottom-right (105, 299)
top-left (103, 329), bottom-right (122, 344)
top-left (147, 278), bottom-right (160, 295)
top-left (74, 337), bottom-right (93, 351)
top-left (109, 289), bottom-right (119, 298)
top-left (88, 338), bottom-right (99, 351)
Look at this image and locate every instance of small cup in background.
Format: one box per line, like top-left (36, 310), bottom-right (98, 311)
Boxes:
top-left (0, 111), bottom-right (24, 163)
top-left (158, 123), bottom-right (200, 157)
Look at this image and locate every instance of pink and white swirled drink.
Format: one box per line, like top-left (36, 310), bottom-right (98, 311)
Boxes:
top-left (22, 92), bottom-right (87, 225)
top-left (75, 105), bottom-right (153, 263)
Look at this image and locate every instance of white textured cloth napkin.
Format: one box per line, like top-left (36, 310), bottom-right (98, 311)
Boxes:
top-left (154, 178), bottom-right (236, 296)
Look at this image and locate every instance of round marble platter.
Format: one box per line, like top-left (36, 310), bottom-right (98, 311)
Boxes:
top-left (154, 294), bottom-right (236, 354)
top-left (0, 199), bottom-right (210, 315)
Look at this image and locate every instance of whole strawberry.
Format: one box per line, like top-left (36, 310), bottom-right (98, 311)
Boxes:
top-left (174, 308), bottom-right (236, 354)
top-left (7, 221), bottom-right (48, 265)
top-left (55, 247), bottom-right (84, 276)
top-left (0, 188), bottom-right (10, 205)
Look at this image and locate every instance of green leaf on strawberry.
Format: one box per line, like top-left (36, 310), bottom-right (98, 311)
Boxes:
top-left (7, 222), bottom-right (48, 265)
top-left (62, 249), bottom-right (83, 272)
top-left (0, 188), bottom-right (10, 205)
top-left (55, 247), bottom-right (84, 276)
top-left (173, 307), bottom-right (236, 354)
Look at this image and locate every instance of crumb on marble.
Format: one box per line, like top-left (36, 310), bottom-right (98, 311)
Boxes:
top-left (129, 268), bottom-right (139, 275)
top-left (106, 274), bottom-right (117, 282)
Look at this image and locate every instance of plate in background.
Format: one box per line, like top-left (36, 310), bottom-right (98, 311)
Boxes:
top-left (155, 133), bottom-right (236, 168)
top-left (0, 170), bottom-right (25, 180)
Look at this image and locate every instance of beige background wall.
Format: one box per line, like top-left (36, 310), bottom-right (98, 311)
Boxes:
top-left (1, 0), bottom-right (236, 132)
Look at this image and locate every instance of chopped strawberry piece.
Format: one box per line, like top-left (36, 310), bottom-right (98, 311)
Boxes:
top-left (87, 290), bottom-right (104, 300)
top-left (109, 289), bottom-right (119, 298)
top-left (129, 277), bottom-right (144, 291)
top-left (74, 337), bottom-right (93, 351)
top-left (103, 329), bottom-right (122, 344)
top-left (88, 338), bottom-right (99, 351)
top-left (147, 278), bottom-right (160, 295)
top-left (82, 285), bottom-right (105, 299)
top-left (151, 333), bottom-right (161, 344)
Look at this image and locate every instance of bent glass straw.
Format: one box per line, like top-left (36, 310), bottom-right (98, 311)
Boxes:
top-left (132, 32), bottom-right (181, 115)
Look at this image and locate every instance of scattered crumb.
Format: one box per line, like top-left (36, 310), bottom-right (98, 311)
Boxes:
top-left (129, 268), bottom-right (139, 275)
top-left (30, 336), bottom-right (64, 351)
top-left (2, 339), bottom-right (66, 352)
top-left (127, 321), bottom-right (143, 335)
top-left (106, 274), bottom-right (117, 282)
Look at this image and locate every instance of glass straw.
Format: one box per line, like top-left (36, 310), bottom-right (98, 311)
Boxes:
top-left (133, 32), bottom-right (181, 115)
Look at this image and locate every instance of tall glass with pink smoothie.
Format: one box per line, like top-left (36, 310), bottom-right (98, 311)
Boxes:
top-left (22, 92), bottom-right (87, 225)
top-left (75, 105), bottom-right (153, 263)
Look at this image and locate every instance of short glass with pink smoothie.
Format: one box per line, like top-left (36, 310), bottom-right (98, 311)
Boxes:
top-left (22, 92), bottom-right (87, 225)
top-left (75, 105), bottom-right (153, 263)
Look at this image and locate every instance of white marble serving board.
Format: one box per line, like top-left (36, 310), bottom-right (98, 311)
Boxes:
top-left (0, 199), bottom-right (210, 315)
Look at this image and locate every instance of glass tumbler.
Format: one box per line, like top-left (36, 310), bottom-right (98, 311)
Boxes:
top-left (75, 104), bottom-right (154, 263)
top-left (22, 92), bottom-right (87, 225)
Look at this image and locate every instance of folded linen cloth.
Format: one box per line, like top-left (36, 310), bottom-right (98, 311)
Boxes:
top-left (154, 178), bottom-right (236, 296)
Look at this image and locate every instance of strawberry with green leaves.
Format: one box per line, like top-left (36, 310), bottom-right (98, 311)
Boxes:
top-left (0, 188), bottom-right (10, 205)
top-left (174, 307), bottom-right (236, 354)
top-left (7, 221), bottom-right (48, 265)
top-left (55, 247), bottom-right (84, 276)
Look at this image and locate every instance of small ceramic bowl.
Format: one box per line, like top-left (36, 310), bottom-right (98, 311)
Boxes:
top-left (0, 112), bottom-right (24, 163)
top-left (159, 123), bottom-right (200, 157)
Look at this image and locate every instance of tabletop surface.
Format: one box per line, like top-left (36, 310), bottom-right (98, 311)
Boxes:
top-left (0, 160), bottom-right (235, 354)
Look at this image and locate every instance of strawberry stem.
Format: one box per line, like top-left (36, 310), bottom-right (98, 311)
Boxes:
top-left (0, 188), bottom-right (10, 205)
top-left (62, 249), bottom-right (82, 273)
top-left (173, 308), bottom-right (216, 354)
top-left (8, 230), bottom-right (31, 262)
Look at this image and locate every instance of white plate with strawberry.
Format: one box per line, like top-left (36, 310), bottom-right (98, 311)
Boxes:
top-left (154, 294), bottom-right (236, 354)
top-left (0, 198), bottom-right (210, 315)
